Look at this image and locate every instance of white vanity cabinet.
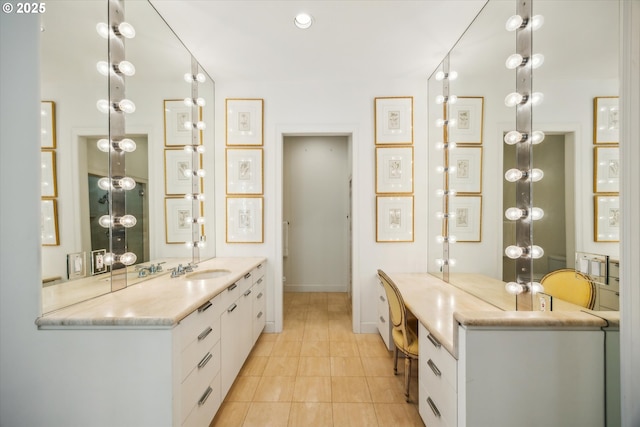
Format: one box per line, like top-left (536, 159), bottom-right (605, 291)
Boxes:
top-left (418, 322), bottom-right (605, 427)
top-left (376, 277), bottom-right (394, 351)
top-left (176, 295), bottom-right (223, 427)
top-left (220, 263), bottom-right (266, 397)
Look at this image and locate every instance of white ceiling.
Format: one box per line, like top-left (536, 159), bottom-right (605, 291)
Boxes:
top-left (148, 0), bottom-right (488, 83)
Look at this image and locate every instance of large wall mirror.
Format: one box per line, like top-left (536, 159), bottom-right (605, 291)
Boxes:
top-left (40, 0), bottom-right (215, 313)
top-left (428, 0), bottom-right (620, 311)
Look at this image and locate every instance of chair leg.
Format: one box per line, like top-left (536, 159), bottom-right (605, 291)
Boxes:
top-left (393, 347), bottom-right (399, 375)
top-left (404, 357), bottom-right (411, 402)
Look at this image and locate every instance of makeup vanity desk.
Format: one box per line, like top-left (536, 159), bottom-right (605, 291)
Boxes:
top-left (384, 272), bottom-right (617, 427)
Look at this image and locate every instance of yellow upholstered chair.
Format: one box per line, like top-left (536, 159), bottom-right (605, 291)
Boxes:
top-left (377, 269), bottom-right (419, 402)
top-left (540, 268), bottom-right (596, 309)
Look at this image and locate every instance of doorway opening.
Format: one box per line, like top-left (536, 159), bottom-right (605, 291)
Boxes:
top-left (282, 135), bottom-right (352, 299)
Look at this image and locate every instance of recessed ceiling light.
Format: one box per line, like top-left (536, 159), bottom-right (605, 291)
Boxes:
top-left (294, 12), bottom-right (313, 29)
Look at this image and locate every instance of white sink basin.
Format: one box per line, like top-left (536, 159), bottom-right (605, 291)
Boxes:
top-left (186, 269), bottom-right (232, 280)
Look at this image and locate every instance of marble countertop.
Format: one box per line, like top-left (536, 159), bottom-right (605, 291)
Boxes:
top-left (386, 272), bottom-right (608, 358)
top-left (36, 257), bottom-right (266, 328)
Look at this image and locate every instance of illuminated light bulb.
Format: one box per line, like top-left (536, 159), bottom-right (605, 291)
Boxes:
top-left (197, 241), bottom-right (206, 248)
top-left (184, 97), bottom-right (206, 107)
top-left (435, 211), bottom-right (456, 219)
top-left (436, 189), bottom-right (457, 197)
top-left (116, 60), bottom-right (135, 76)
top-left (505, 169), bottom-right (524, 182)
top-left (505, 92), bottom-right (524, 107)
top-left (117, 22), bottom-right (136, 38)
top-left (504, 130), bottom-right (524, 145)
top-left (196, 121), bottom-right (206, 130)
top-left (505, 207), bottom-right (524, 220)
top-left (505, 53), bottom-right (524, 69)
top-left (97, 139), bottom-right (111, 152)
top-left (531, 54), bottom-right (545, 69)
top-left (103, 252), bottom-right (115, 265)
top-left (436, 235), bottom-right (457, 244)
top-left (98, 177), bottom-right (111, 190)
top-left (505, 282), bottom-right (524, 295)
top-left (96, 22), bottom-right (109, 38)
top-left (196, 217), bottom-right (206, 224)
top-left (96, 61), bottom-right (110, 76)
top-left (531, 207), bottom-right (545, 220)
top-left (531, 168), bottom-right (544, 182)
top-left (185, 242), bottom-right (195, 248)
top-left (436, 166), bottom-right (457, 174)
top-left (436, 258), bottom-right (456, 267)
top-left (531, 15), bottom-right (545, 31)
top-left (96, 99), bottom-right (111, 114)
top-left (120, 252), bottom-right (137, 265)
top-left (435, 71), bottom-right (457, 81)
top-left (505, 15), bottom-right (524, 31)
top-left (531, 245), bottom-right (544, 259)
top-left (530, 282), bottom-right (544, 294)
top-left (183, 168), bottom-right (193, 178)
top-left (183, 121), bottom-right (193, 130)
top-left (448, 71), bottom-right (458, 80)
top-left (117, 99), bottom-right (136, 113)
top-left (530, 92), bottom-right (544, 106)
top-left (118, 177), bottom-right (136, 191)
top-left (505, 245), bottom-right (524, 259)
top-left (184, 73), bottom-right (206, 83)
top-left (531, 131), bottom-right (545, 144)
top-left (435, 95), bottom-right (458, 105)
top-left (436, 118), bottom-right (445, 127)
top-left (196, 169), bottom-right (206, 177)
top-left (98, 215), bottom-right (113, 228)
top-left (118, 138), bottom-right (136, 152)
top-left (119, 215), bottom-right (137, 228)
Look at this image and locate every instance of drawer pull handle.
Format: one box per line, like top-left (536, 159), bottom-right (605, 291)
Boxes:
top-left (244, 289), bottom-right (252, 297)
top-left (198, 327), bottom-right (213, 341)
top-left (427, 359), bottom-right (441, 377)
top-left (227, 283), bottom-right (238, 292)
top-left (227, 303), bottom-right (237, 313)
top-left (379, 295), bottom-right (386, 302)
top-left (198, 386), bottom-right (213, 406)
top-left (198, 352), bottom-right (213, 369)
top-left (616, 292), bottom-right (620, 296)
top-left (427, 397), bottom-right (441, 418)
top-left (257, 278), bottom-right (263, 284)
top-left (198, 301), bottom-right (212, 312)
top-left (244, 272), bottom-right (252, 279)
top-left (379, 316), bottom-right (386, 323)
top-left (257, 311), bottom-right (263, 319)
top-left (257, 292), bottom-right (264, 299)
top-left (427, 334), bottom-right (442, 349)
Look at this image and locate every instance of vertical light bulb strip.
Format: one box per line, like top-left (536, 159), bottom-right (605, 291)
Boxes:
top-left (107, 0), bottom-right (131, 291)
top-left (513, 0), bottom-right (534, 310)
top-left (441, 55), bottom-right (452, 282)
top-left (188, 57), bottom-right (204, 263)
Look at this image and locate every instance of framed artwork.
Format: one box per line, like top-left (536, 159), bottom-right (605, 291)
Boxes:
top-left (448, 96), bottom-right (484, 144)
top-left (375, 146), bottom-right (413, 194)
top-left (448, 146), bottom-right (482, 194)
top-left (226, 197), bottom-right (264, 243)
top-left (164, 99), bottom-right (202, 146)
top-left (593, 96), bottom-right (619, 144)
top-left (164, 149), bottom-right (201, 195)
top-left (449, 195), bottom-right (482, 242)
top-left (226, 148), bottom-right (264, 195)
top-left (594, 195), bottom-right (620, 242)
top-left (376, 196), bottom-right (414, 242)
top-left (374, 96), bottom-right (413, 144)
top-left (41, 150), bottom-right (57, 198)
top-left (90, 249), bottom-right (108, 275)
top-left (226, 98), bottom-right (264, 146)
top-left (67, 252), bottom-right (86, 280)
top-left (41, 199), bottom-right (59, 246)
top-left (41, 101), bottom-right (56, 148)
top-left (165, 197), bottom-right (202, 244)
top-left (594, 146), bottom-right (619, 193)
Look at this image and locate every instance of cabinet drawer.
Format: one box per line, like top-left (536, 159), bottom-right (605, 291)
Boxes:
top-left (419, 381), bottom-right (454, 427)
top-left (420, 363), bottom-right (457, 425)
top-left (181, 317), bottom-right (220, 381)
top-left (182, 372), bottom-right (221, 427)
top-left (181, 341), bottom-right (221, 424)
top-left (253, 264), bottom-right (265, 284)
top-left (600, 288), bottom-right (620, 310)
top-left (220, 274), bottom-right (252, 309)
top-left (419, 323), bottom-right (457, 391)
top-left (179, 297), bottom-right (220, 351)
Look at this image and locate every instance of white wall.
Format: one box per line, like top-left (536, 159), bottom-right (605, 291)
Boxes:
top-left (214, 79), bottom-right (429, 333)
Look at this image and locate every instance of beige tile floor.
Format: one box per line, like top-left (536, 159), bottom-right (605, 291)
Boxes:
top-left (211, 292), bottom-right (424, 427)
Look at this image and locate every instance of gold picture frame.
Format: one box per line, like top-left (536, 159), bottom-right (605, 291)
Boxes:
top-left (594, 195), bottom-right (620, 242)
top-left (375, 146), bottom-right (414, 194)
top-left (374, 96), bottom-right (413, 145)
top-left (376, 195), bottom-right (414, 242)
top-left (448, 96), bottom-right (484, 145)
top-left (593, 96), bottom-right (619, 144)
top-left (41, 101), bottom-right (56, 148)
top-left (41, 199), bottom-right (59, 246)
top-left (163, 99), bottom-right (203, 146)
top-left (41, 150), bottom-right (58, 198)
top-left (593, 146), bottom-right (620, 193)
top-left (226, 148), bottom-right (264, 195)
top-left (226, 197), bottom-right (264, 243)
top-left (226, 98), bottom-right (264, 146)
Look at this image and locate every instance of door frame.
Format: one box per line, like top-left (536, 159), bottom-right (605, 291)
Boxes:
top-left (273, 124), bottom-right (361, 333)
